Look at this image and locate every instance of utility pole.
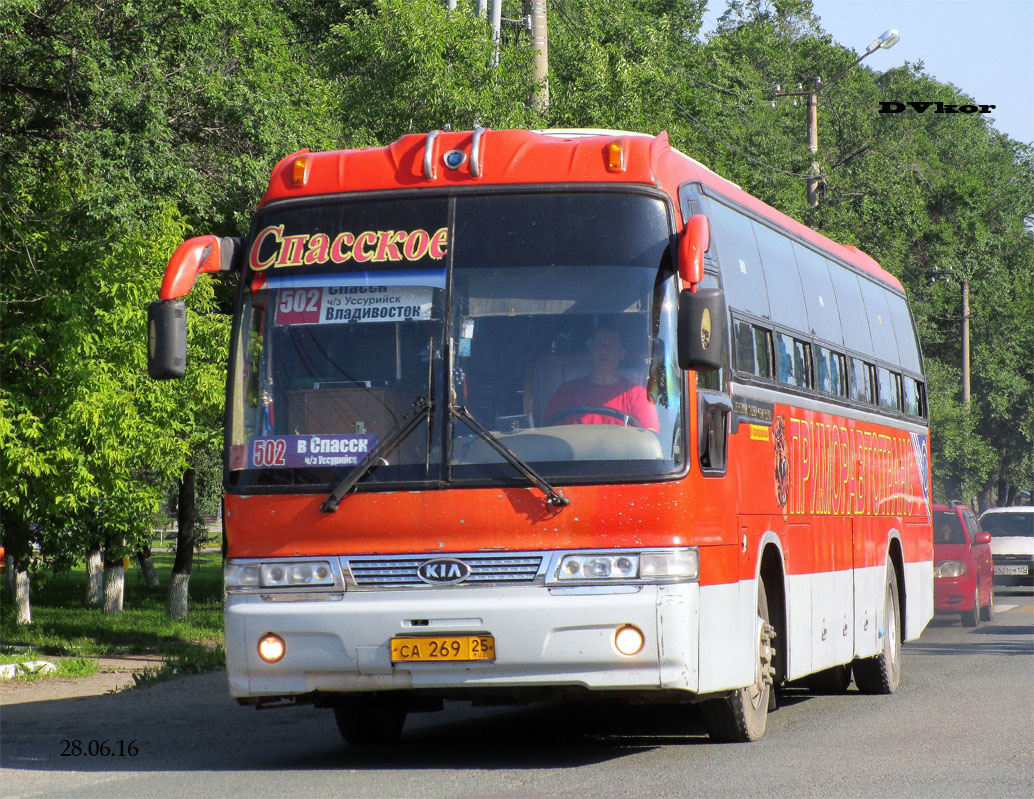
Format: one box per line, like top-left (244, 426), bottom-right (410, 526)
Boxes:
top-left (962, 279), bottom-right (971, 404)
top-left (526, 0), bottom-right (548, 111)
top-left (776, 29), bottom-right (898, 207)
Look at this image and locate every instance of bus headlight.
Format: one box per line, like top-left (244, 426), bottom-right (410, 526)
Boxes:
top-left (550, 548), bottom-right (698, 584)
top-left (557, 554), bottom-right (639, 580)
top-left (260, 561), bottom-right (334, 586)
top-left (225, 560), bottom-right (336, 589)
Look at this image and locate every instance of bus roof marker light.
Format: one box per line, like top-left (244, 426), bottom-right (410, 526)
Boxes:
top-left (291, 154), bottom-right (311, 186)
top-left (606, 139), bottom-right (626, 172)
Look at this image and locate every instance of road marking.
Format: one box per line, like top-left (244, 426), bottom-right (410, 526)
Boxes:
top-left (997, 603), bottom-right (1033, 614)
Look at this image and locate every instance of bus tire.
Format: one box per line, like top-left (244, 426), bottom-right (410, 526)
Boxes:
top-left (703, 577), bottom-right (775, 742)
top-left (961, 582), bottom-right (980, 627)
top-left (853, 563), bottom-right (901, 694)
top-left (805, 663), bottom-right (852, 694)
top-left (333, 702), bottom-right (407, 746)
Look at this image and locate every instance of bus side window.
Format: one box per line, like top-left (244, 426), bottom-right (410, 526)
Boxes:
top-left (877, 367), bottom-right (902, 412)
top-left (734, 320), bottom-right (773, 379)
top-left (902, 375), bottom-right (925, 417)
top-left (775, 332), bottom-right (812, 389)
top-left (815, 346), bottom-right (848, 398)
top-left (849, 357), bottom-right (876, 404)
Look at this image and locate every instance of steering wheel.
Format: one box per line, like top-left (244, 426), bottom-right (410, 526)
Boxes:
top-left (543, 404), bottom-right (638, 427)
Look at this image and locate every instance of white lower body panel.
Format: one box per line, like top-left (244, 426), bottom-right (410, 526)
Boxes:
top-left (225, 583), bottom-right (708, 699)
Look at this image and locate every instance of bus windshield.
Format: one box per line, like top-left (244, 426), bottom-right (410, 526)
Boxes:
top-left (228, 191), bottom-right (684, 491)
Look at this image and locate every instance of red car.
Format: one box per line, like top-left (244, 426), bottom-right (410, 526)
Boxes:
top-left (933, 502), bottom-right (994, 626)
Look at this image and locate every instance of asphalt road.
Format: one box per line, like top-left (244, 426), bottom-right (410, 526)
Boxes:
top-left (2, 590), bottom-right (1031, 799)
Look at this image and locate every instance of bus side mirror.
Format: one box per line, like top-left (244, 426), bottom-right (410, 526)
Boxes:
top-left (148, 299), bottom-right (187, 379)
top-left (160, 235), bottom-right (239, 300)
top-left (678, 287), bottom-right (726, 371)
top-left (678, 214), bottom-right (710, 291)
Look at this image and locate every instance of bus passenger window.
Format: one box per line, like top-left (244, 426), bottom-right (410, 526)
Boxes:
top-left (815, 346), bottom-right (847, 397)
top-left (734, 320), bottom-right (773, 378)
top-left (902, 376), bottom-right (925, 417)
top-left (775, 332), bottom-right (811, 388)
top-left (849, 358), bottom-right (876, 404)
top-left (877, 367), bottom-right (902, 411)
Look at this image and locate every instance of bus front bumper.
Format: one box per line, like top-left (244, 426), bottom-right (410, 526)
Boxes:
top-left (224, 583), bottom-right (699, 701)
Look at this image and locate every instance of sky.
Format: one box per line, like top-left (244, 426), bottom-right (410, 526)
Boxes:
top-left (700, 0), bottom-right (1034, 145)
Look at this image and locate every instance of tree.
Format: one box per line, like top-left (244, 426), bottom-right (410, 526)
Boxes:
top-left (1, 0), bottom-right (345, 618)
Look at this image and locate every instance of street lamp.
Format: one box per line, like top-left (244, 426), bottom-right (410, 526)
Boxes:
top-left (777, 29), bottom-right (899, 207)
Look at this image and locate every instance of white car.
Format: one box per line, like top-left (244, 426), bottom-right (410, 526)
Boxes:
top-left (979, 507), bottom-right (1034, 587)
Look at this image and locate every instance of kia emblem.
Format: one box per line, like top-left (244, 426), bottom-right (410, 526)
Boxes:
top-left (417, 558), bottom-right (471, 585)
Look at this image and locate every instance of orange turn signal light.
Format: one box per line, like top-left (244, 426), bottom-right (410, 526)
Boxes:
top-left (291, 155), bottom-right (311, 186)
top-left (606, 140), bottom-right (626, 172)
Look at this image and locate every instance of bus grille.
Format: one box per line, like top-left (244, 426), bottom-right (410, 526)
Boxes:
top-left (344, 554), bottom-right (545, 588)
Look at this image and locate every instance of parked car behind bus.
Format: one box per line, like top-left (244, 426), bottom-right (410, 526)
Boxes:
top-left (979, 507), bottom-right (1034, 588)
top-left (933, 502), bottom-right (994, 626)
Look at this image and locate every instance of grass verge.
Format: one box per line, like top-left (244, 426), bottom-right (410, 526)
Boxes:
top-left (0, 650), bottom-right (100, 681)
top-left (1, 550), bottom-right (225, 684)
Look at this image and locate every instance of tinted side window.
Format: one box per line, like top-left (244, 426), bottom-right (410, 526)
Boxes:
top-left (706, 200), bottom-right (769, 318)
top-left (815, 346), bottom-right (848, 397)
top-left (775, 332), bottom-right (811, 388)
top-left (795, 245), bottom-right (843, 345)
top-left (753, 222), bottom-right (808, 332)
top-left (849, 357), bottom-right (876, 404)
top-left (734, 320), bottom-right (773, 378)
top-left (902, 376), bottom-right (925, 417)
top-left (830, 267), bottom-right (872, 354)
top-left (877, 367), bottom-right (901, 411)
top-left (859, 278), bottom-right (900, 366)
top-left (886, 293), bottom-right (923, 374)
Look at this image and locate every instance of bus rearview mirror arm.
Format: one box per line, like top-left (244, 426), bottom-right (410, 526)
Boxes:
top-left (678, 214), bottom-right (710, 292)
top-left (148, 237), bottom-right (240, 381)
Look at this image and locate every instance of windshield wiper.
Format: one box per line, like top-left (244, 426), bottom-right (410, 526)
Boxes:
top-left (451, 405), bottom-right (570, 507)
top-left (320, 396), bottom-right (432, 513)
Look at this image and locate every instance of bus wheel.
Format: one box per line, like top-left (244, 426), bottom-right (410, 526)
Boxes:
top-left (961, 582), bottom-right (980, 627)
top-left (703, 578), bottom-right (776, 742)
top-left (854, 563), bottom-right (901, 694)
top-left (805, 663), bottom-right (852, 694)
top-left (980, 583), bottom-right (995, 622)
top-left (333, 702), bottom-right (407, 746)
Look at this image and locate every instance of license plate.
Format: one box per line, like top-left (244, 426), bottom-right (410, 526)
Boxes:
top-left (390, 635), bottom-right (495, 662)
top-left (994, 565), bottom-right (1029, 576)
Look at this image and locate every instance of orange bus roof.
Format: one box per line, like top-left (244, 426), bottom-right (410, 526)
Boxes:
top-left (259, 129), bottom-right (903, 292)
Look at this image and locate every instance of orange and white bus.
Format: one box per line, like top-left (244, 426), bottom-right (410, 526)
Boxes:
top-left (148, 128), bottom-right (933, 743)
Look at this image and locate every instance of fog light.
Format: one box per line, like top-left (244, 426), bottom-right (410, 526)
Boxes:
top-left (614, 624), bottom-right (644, 656)
top-left (258, 633), bottom-right (286, 663)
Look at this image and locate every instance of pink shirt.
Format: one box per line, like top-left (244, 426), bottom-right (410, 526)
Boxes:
top-left (545, 376), bottom-right (660, 431)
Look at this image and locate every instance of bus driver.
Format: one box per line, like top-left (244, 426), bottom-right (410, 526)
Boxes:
top-left (544, 327), bottom-right (660, 431)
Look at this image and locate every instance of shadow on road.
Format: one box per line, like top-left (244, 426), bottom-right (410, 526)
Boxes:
top-left (1, 675), bottom-right (720, 775)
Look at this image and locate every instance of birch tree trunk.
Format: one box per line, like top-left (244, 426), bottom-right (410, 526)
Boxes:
top-left (167, 468), bottom-right (195, 620)
top-left (103, 549), bottom-right (125, 615)
top-left (86, 544), bottom-right (104, 605)
top-left (14, 567), bottom-right (32, 625)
